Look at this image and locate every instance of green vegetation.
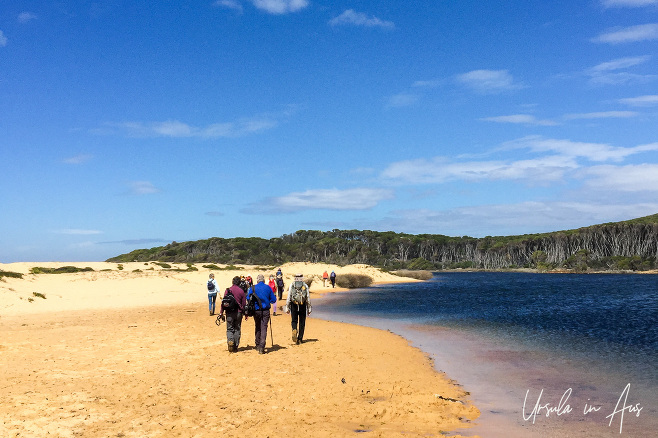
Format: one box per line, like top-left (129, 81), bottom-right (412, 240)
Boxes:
top-left (30, 266), bottom-right (94, 274)
top-left (392, 270), bottom-right (434, 280)
top-left (336, 274), bottom-right (373, 289)
top-left (107, 213), bottom-right (658, 273)
top-left (0, 270), bottom-right (23, 280)
top-left (202, 264), bottom-right (244, 271)
top-left (32, 292), bottom-right (46, 299)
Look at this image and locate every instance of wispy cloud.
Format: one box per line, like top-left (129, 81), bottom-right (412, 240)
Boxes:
top-left (63, 154), bottom-right (93, 164)
top-left (205, 211), bottom-right (225, 217)
top-left (563, 111), bottom-right (638, 120)
top-left (0, 30), bottom-right (7, 47)
top-left (329, 9), bottom-right (395, 29)
top-left (601, 0), bottom-right (658, 7)
top-left (592, 23), bottom-right (658, 43)
top-left (381, 155), bottom-right (577, 185)
top-left (504, 136), bottom-right (658, 162)
top-left (244, 188), bottom-right (395, 214)
top-left (412, 79), bottom-right (444, 88)
top-left (455, 70), bottom-right (524, 94)
top-left (128, 181), bottom-right (160, 195)
top-left (214, 0), bottom-right (243, 13)
top-left (106, 116), bottom-right (278, 138)
top-left (480, 114), bottom-right (558, 126)
top-left (385, 93), bottom-right (419, 108)
top-left (54, 229), bottom-right (103, 235)
top-left (586, 56), bottom-right (655, 85)
top-left (584, 164), bottom-right (658, 191)
top-left (18, 12), bottom-right (37, 23)
top-left (252, 0), bottom-right (308, 14)
top-left (618, 94), bottom-right (658, 106)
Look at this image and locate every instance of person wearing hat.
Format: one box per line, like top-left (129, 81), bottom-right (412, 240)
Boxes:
top-left (286, 273), bottom-right (312, 345)
top-left (207, 273), bottom-right (219, 316)
top-left (246, 274), bottom-right (277, 354)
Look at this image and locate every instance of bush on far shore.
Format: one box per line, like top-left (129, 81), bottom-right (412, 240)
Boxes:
top-left (335, 273), bottom-right (373, 289)
top-left (392, 269), bottom-right (434, 280)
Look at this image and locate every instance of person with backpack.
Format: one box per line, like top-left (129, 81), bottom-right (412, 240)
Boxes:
top-left (330, 271), bottom-right (336, 288)
top-left (246, 274), bottom-right (277, 354)
top-left (207, 273), bottom-right (218, 316)
top-left (219, 276), bottom-right (247, 353)
top-left (286, 273), bottom-right (312, 345)
top-left (275, 271), bottom-right (285, 302)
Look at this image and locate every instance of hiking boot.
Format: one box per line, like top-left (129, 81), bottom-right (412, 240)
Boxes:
top-left (228, 340), bottom-right (235, 352)
top-left (258, 348), bottom-right (265, 354)
top-left (292, 329), bottom-right (298, 343)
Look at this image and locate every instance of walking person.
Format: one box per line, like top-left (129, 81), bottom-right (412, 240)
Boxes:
top-left (330, 270), bottom-right (336, 288)
top-left (276, 271), bottom-right (285, 304)
top-left (220, 276), bottom-right (247, 353)
top-left (207, 273), bottom-right (218, 316)
top-left (268, 274), bottom-right (278, 315)
top-left (286, 273), bottom-right (312, 345)
top-left (322, 270), bottom-right (328, 287)
top-left (247, 274), bottom-right (277, 354)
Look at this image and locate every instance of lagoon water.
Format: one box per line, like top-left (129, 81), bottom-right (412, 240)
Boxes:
top-left (314, 272), bottom-right (658, 437)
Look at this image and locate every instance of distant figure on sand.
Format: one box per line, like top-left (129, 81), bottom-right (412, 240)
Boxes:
top-left (276, 270), bottom-right (285, 303)
top-left (247, 274), bottom-right (277, 354)
top-left (221, 276), bottom-right (247, 353)
top-left (286, 273), bottom-right (312, 345)
top-left (330, 271), bottom-right (336, 288)
top-left (207, 273), bottom-right (218, 316)
top-left (268, 274), bottom-right (278, 315)
top-left (322, 270), bottom-right (328, 287)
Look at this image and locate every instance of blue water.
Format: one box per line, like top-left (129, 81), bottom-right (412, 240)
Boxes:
top-left (315, 272), bottom-right (658, 437)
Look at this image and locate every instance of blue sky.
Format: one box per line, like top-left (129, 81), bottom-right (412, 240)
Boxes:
top-left (2, 0), bottom-right (658, 262)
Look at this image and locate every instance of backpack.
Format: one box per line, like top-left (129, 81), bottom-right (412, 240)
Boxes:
top-left (221, 289), bottom-right (238, 312)
top-left (276, 277), bottom-right (284, 289)
top-left (244, 290), bottom-right (263, 317)
top-left (207, 280), bottom-right (215, 292)
top-left (290, 281), bottom-right (308, 305)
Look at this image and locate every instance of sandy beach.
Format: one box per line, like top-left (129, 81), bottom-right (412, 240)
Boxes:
top-left (0, 262), bottom-right (480, 437)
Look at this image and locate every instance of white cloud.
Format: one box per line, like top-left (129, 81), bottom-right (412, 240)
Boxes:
top-left (107, 116), bottom-right (278, 138)
top-left (480, 114), bottom-right (558, 126)
top-left (602, 0), bottom-right (658, 7)
top-left (63, 154), bottom-right (93, 164)
top-left (563, 111), bottom-right (638, 119)
top-left (18, 12), bottom-right (37, 23)
top-left (381, 155), bottom-right (577, 185)
top-left (0, 30), bottom-right (7, 47)
top-left (247, 188), bottom-right (395, 213)
top-left (505, 136), bottom-right (658, 162)
top-left (584, 164), bottom-right (658, 191)
top-left (618, 94), bottom-right (658, 106)
top-left (386, 93), bottom-right (419, 108)
top-left (590, 56), bottom-right (650, 72)
top-left (593, 23), bottom-right (658, 43)
top-left (586, 56), bottom-right (655, 85)
top-left (251, 0), bottom-right (308, 14)
top-left (55, 229), bottom-right (103, 235)
top-left (455, 69), bottom-right (524, 94)
top-left (329, 9), bottom-right (395, 29)
top-left (214, 0), bottom-right (243, 13)
top-left (128, 181), bottom-right (160, 195)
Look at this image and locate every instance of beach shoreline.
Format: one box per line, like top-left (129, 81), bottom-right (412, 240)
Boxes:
top-left (0, 261), bottom-right (479, 437)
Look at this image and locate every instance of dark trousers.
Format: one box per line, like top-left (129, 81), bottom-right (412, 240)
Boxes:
top-left (254, 309), bottom-right (271, 350)
top-left (290, 303), bottom-right (307, 341)
top-left (225, 311), bottom-right (243, 348)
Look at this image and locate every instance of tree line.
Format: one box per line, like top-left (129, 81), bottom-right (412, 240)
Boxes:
top-left (107, 214), bottom-right (658, 272)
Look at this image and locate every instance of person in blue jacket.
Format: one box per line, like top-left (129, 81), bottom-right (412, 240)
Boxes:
top-left (246, 274), bottom-right (277, 354)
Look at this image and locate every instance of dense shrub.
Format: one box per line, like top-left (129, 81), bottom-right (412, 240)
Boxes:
top-left (393, 269), bottom-right (434, 280)
top-left (30, 266), bottom-right (94, 274)
top-left (335, 273), bottom-right (373, 289)
top-left (0, 270), bottom-right (23, 279)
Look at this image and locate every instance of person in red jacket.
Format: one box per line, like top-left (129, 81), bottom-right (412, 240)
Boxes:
top-left (268, 274), bottom-right (278, 315)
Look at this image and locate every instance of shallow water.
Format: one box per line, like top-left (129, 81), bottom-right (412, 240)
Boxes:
top-left (314, 272), bottom-right (658, 437)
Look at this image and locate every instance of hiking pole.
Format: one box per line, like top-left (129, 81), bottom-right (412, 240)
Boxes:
top-left (270, 311), bottom-right (274, 348)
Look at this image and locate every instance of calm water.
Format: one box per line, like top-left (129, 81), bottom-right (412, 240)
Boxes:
top-left (314, 272), bottom-right (658, 437)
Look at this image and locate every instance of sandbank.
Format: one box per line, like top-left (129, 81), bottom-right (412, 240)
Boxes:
top-left (0, 262), bottom-right (480, 437)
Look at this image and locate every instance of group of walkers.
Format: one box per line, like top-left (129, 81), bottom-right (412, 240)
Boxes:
top-left (206, 268), bottom-right (312, 354)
